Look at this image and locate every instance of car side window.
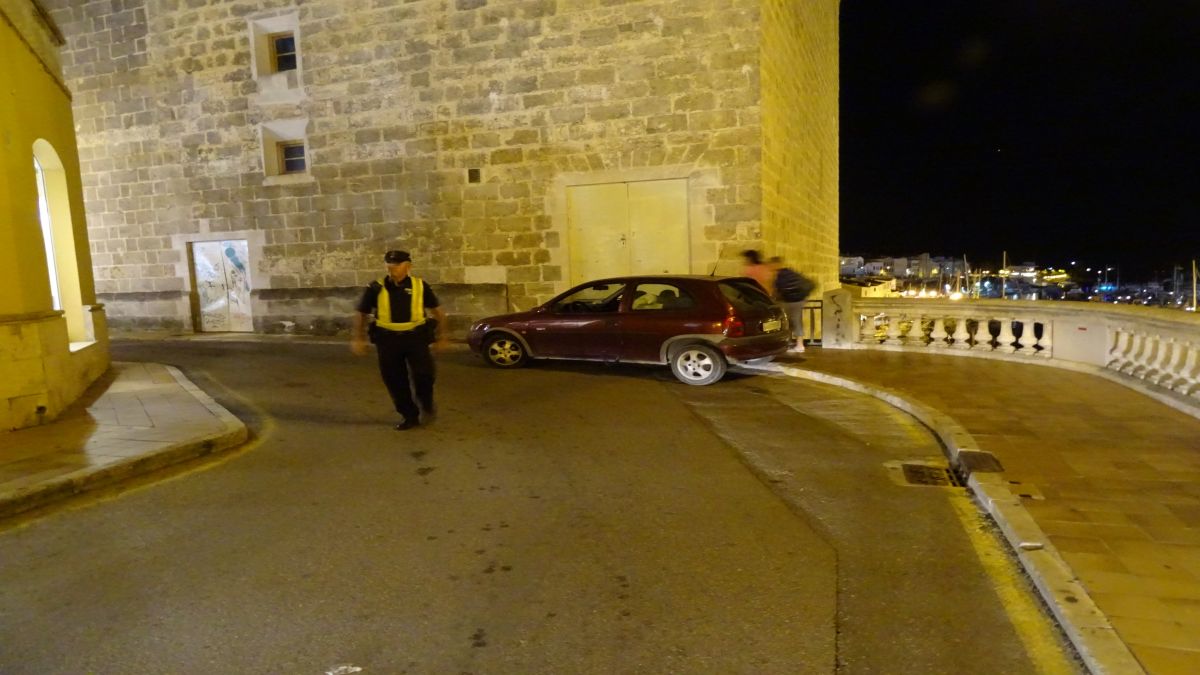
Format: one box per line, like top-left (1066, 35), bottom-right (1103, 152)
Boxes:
top-left (631, 283), bottom-right (695, 311)
top-left (551, 283), bottom-right (625, 313)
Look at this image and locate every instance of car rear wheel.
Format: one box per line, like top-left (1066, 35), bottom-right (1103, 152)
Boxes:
top-left (483, 334), bottom-right (528, 368)
top-left (670, 344), bottom-right (726, 385)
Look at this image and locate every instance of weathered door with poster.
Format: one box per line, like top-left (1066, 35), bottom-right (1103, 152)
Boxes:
top-left (567, 178), bottom-right (690, 284)
top-left (191, 240), bottom-right (252, 332)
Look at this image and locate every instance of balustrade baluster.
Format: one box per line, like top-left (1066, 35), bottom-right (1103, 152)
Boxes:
top-left (1152, 340), bottom-right (1185, 386)
top-left (1114, 332), bottom-right (1142, 373)
top-left (1106, 330), bottom-right (1130, 368)
top-left (884, 315), bottom-right (904, 345)
top-left (994, 318), bottom-right (1017, 354)
top-left (1015, 320), bottom-right (1037, 355)
top-left (1034, 320), bottom-right (1052, 358)
top-left (1143, 336), bottom-right (1164, 378)
top-left (859, 314), bottom-right (881, 344)
top-left (1122, 333), bottom-right (1151, 375)
top-left (904, 315), bottom-right (925, 345)
top-left (1123, 331), bottom-right (1152, 374)
top-left (929, 317), bottom-right (949, 348)
top-left (1172, 344), bottom-right (1200, 394)
top-left (1145, 339), bottom-right (1177, 383)
top-left (949, 316), bottom-right (972, 350)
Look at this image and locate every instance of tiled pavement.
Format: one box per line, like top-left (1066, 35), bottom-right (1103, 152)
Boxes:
top-left (2, 346), bottom-right (1199, 674)
top-left (770, 348), bottom-right (1200, 675)
top-left (0, 361), bottom-right (246, 519)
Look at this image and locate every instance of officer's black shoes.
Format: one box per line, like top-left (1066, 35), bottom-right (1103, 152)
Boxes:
top-left (394, 419), bottom-right (419, 431)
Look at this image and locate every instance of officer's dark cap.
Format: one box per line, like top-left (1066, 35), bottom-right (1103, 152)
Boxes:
top-left (384, 250), bottom-right (411, 264)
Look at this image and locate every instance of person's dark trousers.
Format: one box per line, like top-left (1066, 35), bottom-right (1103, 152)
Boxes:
top-left (375, 330), bottom-right (435, 422)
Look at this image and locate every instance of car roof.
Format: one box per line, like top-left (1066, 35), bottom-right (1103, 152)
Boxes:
top-left (579, 275), bottom-right (752, 284)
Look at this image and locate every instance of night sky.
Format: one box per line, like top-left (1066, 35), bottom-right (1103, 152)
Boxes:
top-left (840, 1), bottom-right (1200, 279)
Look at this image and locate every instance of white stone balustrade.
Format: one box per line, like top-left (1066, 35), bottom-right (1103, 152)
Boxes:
top-left (822, 291), bottom-right (1200, 401)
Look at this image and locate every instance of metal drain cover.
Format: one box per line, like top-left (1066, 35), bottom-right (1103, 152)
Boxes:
top-left (901, 463), bottom-right (963, 487)
top-left (884, 460), bottom-right (965, 488)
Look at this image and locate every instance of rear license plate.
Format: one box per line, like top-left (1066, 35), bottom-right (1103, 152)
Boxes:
top-left (762, 319), bottom-right (781, 332)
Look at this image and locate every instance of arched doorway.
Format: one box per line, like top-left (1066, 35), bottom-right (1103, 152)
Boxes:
top-left (32, 139), bottom-right (87, 344)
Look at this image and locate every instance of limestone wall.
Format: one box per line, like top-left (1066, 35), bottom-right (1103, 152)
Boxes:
top-left (47, 0), bottom-right (840, 335)
top-left (760, 0), bottom-right (840, 295)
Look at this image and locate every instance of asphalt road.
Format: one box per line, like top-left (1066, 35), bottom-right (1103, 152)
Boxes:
top-left (0, 340), bottom-right (1081, 674)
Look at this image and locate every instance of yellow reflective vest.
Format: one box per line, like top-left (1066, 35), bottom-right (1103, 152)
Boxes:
top-left (374, 276), bottom-right (427, 332)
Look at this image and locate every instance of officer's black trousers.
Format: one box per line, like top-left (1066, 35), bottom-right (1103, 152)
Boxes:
top-left (374, 330), bottom-right (435, 422)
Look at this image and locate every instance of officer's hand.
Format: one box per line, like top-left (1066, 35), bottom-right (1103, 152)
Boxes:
top-left (350, 337), bottom-right (369, 356)
top-left (432, 336), bottom-right (450, 353)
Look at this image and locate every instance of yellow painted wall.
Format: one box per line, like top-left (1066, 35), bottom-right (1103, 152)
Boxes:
top-left (759, 0), bottom-right (840, 294)
top-left (0, 2), bottom-right (108, 430)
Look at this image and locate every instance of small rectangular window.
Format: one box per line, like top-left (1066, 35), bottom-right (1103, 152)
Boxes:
top-left (278, 142), bottom-right (306, 174)
top-left (270, 32), bottom-right (297, 72)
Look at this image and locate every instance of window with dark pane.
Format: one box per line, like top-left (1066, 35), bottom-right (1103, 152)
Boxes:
top-left (271, 32), bottom-right (297, 72)
top-left (279, 142), bottom-right (306, 174)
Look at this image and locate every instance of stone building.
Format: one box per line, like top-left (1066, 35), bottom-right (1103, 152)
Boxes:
top-left (1, 0), bottom-right (109, 430)
top-left (45, 0), bottom-right (840, 336)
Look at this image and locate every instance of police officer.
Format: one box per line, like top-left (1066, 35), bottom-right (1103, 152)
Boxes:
top-left (351, 250), bottom-right (448, 430)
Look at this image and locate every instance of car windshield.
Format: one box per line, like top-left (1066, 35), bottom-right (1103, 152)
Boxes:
top-left (551, 282), bottom-right (625, 313)
top-left (719, 279), bottom-right (774, 311)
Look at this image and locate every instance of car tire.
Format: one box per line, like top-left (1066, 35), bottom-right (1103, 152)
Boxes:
top-left (483, 334), bottom-right (528, 368)
top-left (669, 343), bottom-right (727, 385)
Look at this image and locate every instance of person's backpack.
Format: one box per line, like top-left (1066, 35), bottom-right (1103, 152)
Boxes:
top-left (775, 267), bottom-right (815, 302)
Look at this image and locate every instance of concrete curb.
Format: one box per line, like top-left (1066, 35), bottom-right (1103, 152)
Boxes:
top-left (0, 366), bottom-right (248, 521)
top-left (744, 360), bottom-right (1145, 675)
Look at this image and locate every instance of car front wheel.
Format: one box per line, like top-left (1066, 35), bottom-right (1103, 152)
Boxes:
top-left (483, 334), bottom-right (528, 368)
top-left (670, 344), bottom-right (726, 385)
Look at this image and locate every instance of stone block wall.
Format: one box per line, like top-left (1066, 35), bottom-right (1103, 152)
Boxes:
top-left (47, 0), bottom-right (840, 335)
top-left (760, 0), bottom-right (840, 295)
top-left (252, 282), bottom-right (506, 335)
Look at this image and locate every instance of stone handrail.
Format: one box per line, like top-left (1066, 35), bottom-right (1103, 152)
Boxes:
top-left (820, 290), bottom-right (1200, 402)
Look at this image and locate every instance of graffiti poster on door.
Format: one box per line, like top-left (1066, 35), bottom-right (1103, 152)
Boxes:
top-left (193, 239), bottom-right (253, 332)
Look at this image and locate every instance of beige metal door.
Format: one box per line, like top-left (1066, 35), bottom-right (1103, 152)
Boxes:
top-left (628, 179), bottom-right (689, 275)
top-left (567, 183), bottom-right (628, 284)
top-left (567, 179), bottom-right (689, 284)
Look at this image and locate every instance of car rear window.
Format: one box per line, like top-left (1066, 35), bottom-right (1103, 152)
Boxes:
top-left (719, 279), bottom-right (775, 311)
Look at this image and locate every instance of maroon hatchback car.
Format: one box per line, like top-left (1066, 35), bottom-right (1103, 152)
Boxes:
top-left (467, 275), bottom-right (792, 385)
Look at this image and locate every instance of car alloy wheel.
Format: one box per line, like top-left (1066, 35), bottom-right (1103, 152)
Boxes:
top-left (484, 335), bottom-right (527, 368)
top-left (670, 344), bottom-right (727, 385)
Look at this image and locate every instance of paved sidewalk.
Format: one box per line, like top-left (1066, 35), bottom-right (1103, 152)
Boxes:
top-left (767, 348), bottom-right (1200, 675)
top-left (0, 362), bottom-right (247, 520)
